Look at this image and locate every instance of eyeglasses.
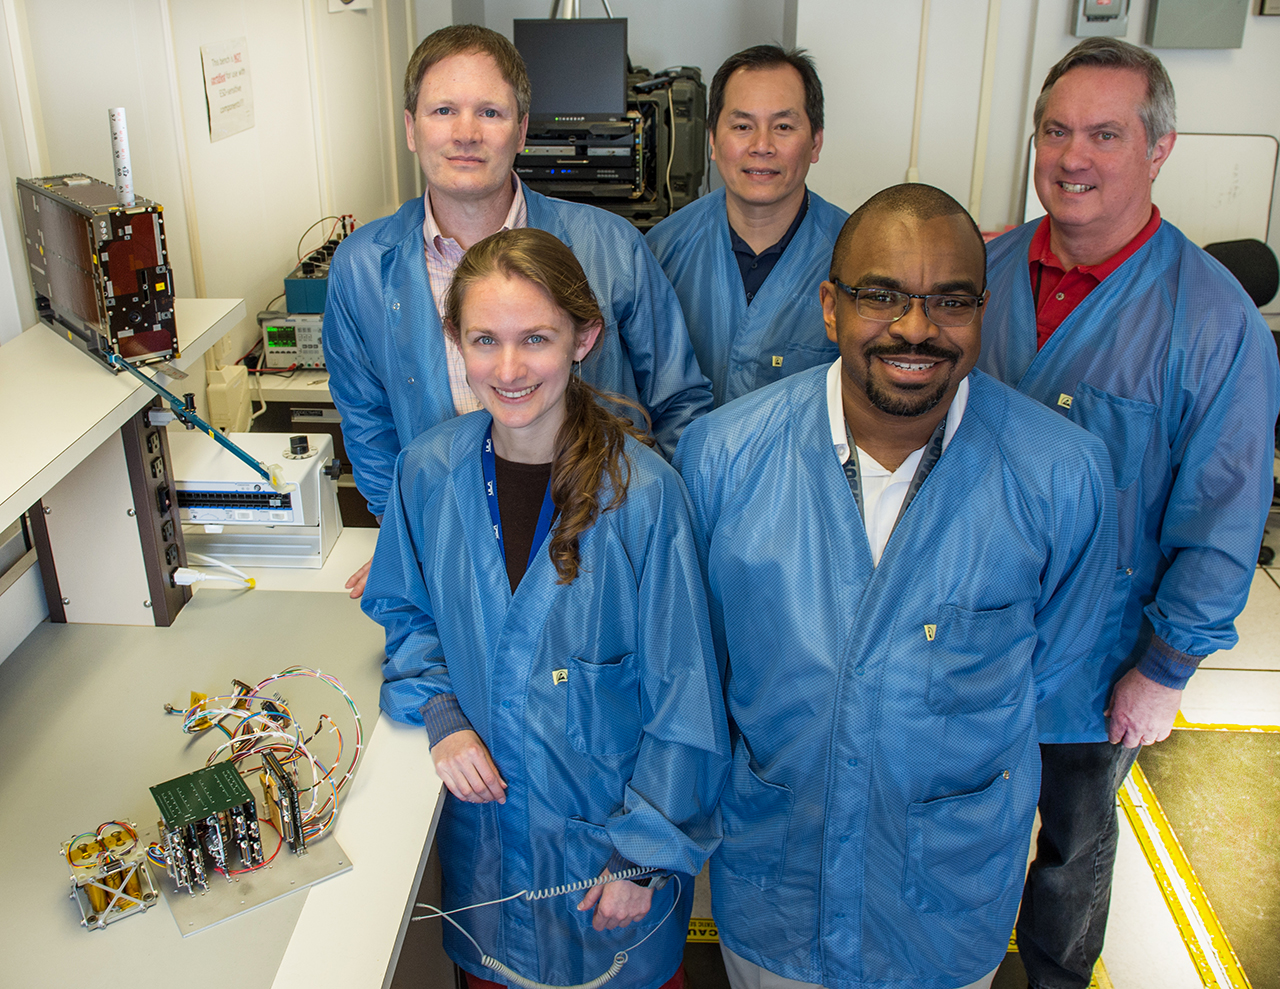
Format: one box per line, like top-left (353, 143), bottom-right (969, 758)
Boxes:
top-left (832, 280), bottom-right (985, 328)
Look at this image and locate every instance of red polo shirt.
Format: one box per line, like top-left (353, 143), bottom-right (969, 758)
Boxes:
top-left (1028, 206), bottom-right (1162, 350)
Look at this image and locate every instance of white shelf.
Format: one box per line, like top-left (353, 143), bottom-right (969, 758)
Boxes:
top-left (253, 367), bottom-right (332, 404)
top-left (0, 298), bottom-right (245, 532)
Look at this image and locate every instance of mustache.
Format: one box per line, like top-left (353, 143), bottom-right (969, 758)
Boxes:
top-left (866, 341), bottom-right (960, 363)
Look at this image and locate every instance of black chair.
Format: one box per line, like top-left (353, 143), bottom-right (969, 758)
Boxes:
top-left (1202, 240), bottom-right (1280, 566)
top-left (1202, 238), bottom-right (1279, 309)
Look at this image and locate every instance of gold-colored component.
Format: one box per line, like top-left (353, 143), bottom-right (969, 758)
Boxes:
top-left (189, 691), bottom-right (210, 730)
top-left (85, 881), bottom-right (108, 913)
top-left (123, 868), bottom-right (141, 902)
top-left (101, 827), bottom-right (127, 851)
top-left (259, 771), bottom-right (283, 835)
top-left (68, 839), bottom-right (105, 867)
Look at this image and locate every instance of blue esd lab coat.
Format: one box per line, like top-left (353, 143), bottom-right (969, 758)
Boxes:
top-left (363, 411), bottom-right (731, 989)
top-left (324, 186), bottom-right (714, 518)
top-left (674, 366), bottom-right (1116, 988)
top-left (979, 218), bottom-right (1280, 742)
top-left (646, 187), bottom-right (848, 407)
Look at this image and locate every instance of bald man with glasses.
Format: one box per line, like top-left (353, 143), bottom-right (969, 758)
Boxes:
top-left (675, 183), bottom-right (1116, 989)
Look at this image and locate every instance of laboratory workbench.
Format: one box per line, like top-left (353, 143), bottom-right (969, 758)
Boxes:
top-left (0, 585), bottom-right (442, 988)
top-left (0, 301), bottom-right (442, 986)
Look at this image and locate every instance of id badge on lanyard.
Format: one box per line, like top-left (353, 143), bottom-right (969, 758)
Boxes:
top-left (481, 425), bottom-right (556, 571)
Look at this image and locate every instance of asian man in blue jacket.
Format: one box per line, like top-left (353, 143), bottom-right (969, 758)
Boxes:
top-left (647, 45), bottom-right (847, 407)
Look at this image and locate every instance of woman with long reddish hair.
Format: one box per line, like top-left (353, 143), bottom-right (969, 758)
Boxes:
top-left (363, 228), bottom-right (728, 989)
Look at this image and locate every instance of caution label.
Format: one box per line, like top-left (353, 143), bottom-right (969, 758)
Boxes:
top-left (687, 917), bottom-right (719, 943)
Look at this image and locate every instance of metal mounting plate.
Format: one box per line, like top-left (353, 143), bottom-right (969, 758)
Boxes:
top-left (158, 831), bottom-right (352, 937)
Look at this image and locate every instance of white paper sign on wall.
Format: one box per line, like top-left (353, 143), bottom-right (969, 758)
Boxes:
top-left (200, 37), bottom-right (255, 143)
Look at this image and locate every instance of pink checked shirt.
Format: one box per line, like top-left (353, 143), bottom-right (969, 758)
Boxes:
top-left (423, 175), bottom-right (528, 415)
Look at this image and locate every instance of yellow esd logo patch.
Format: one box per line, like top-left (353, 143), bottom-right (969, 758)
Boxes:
top-left (1057, 393), bottom-right (1073, 410)
top-left (771, 355), bottom-right (783, 367)
top-left (552, 669), bottom-right (568, 685)
top-left (924, 624), bottom-right (937, 641)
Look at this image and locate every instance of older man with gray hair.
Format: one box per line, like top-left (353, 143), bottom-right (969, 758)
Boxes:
top-left (978, 37), bottom-right (1279, 989)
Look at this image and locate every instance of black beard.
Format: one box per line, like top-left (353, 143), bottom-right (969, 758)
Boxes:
top-left (865, 373), bottom-right (951, 417)
top-left (862, 344), bottom-right (958, 418)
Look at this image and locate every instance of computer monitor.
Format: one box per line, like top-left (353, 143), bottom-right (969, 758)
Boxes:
top-left (514, 19), bottom-right (628, 124)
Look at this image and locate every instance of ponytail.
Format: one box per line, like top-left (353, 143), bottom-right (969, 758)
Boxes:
top-left (547, 375), bottom-right (653, 584)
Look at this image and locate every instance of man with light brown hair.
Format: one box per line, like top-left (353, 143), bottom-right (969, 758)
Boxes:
top-left (325, 25), bottom-right (712, 595)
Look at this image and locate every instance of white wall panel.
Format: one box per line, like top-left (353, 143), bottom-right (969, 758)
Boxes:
top-left (801, 0), bottom-right (1280, 262)
top-left (0, 1), bottom-right (34, 344)
top-left (311, 1), bottom-right (417, 227)
top-left (167, 1), bottom-right (325, 365)
top-left (22, 0), bottom-right (196, 311)
top-left (798, 0), bottom-right (1031, 227)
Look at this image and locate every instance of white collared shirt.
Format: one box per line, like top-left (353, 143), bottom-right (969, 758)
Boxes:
top-left (422, 174), bottom-right (528, 415)
top-left (825, 358), bottom-right (968, 564)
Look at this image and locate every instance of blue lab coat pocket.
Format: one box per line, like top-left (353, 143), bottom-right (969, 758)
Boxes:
top-left (754, 338), bottom-right (837, 390)
top-left (925, 604), bottom-right (1031, 715)
top-left (563, 817), bottom-right (676, 935)
top-left (716, 736), bottom-right (794, 889)
top-left (565, 653), bottom-right (643, 756)
top-left (1068, 382), bottom-right (1156, 492)
top-left (564, 816), bottom-right (615, 884)
top-left (903, 769), bottom-right (1019, 913)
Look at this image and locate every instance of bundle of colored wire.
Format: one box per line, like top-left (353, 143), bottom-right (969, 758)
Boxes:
top-left (66, 821), bottom-right (139, 868)
top-left (176, 667), bottom-right (362, 848)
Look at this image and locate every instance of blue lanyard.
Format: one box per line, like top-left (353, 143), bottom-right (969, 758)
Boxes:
top-left (481, 425), bottom-right (557, 573)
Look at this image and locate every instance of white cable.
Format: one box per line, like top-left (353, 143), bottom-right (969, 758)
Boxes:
top-left (171, 567), bottom-right (253, 588)
top-left (188, 552), bottom-right (252, 581)
top-left (413, 872), bottom-right (682, 989)
top-left (186, 552), bottom-right (252, 583)
top-left (484, 953), bottom-right (628, 989)
top-left (250, 370), bottom-right (269, 422)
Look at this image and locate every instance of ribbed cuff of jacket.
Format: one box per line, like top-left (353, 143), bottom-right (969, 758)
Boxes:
top-left (605, 849), bottom-right (668, 884)
top-left (605, 849), bottom-right (638, 876)
top-left (420, 693), bottom-right (473, 746)
top-left (1135, 637), bottom-right (1204, 689)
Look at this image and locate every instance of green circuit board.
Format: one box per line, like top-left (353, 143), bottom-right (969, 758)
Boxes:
top-left (150, 761), bottom-right (253, 829)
